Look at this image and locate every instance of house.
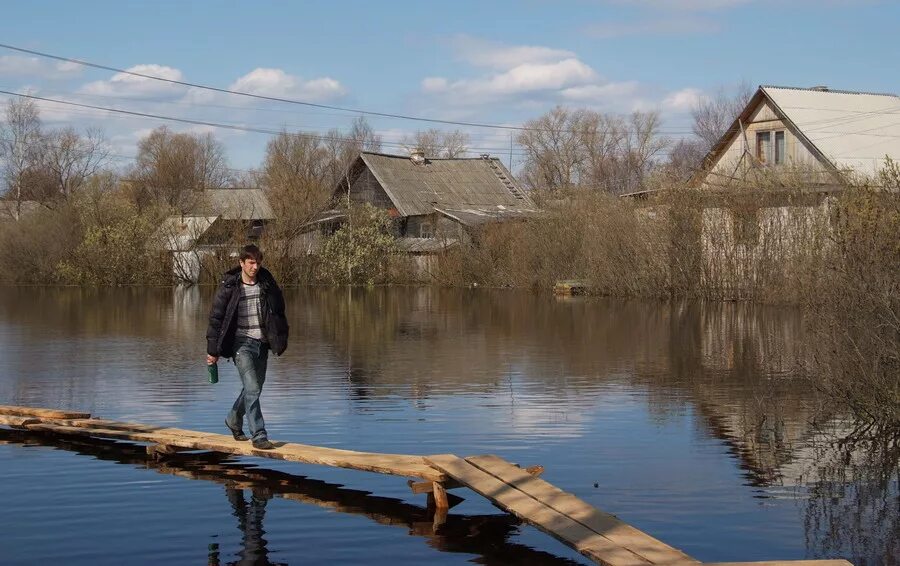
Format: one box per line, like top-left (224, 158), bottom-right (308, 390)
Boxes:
top-left (334, 150), bottom-right (536, 246)
top-left (156, 188), bottom-right (274, 283)
top-left (683, 85), bottom-right (900, 296)
top-left (692, 85), bottom-right (900, 188)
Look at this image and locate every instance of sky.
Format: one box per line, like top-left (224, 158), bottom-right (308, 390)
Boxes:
top-left (0, 0), bottom-right (897, 173)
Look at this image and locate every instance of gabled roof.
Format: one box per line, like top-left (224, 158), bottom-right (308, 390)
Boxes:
top-left (344, 152), bottom-right (534, 216)
top-left (153, 215), bottom-right (218, 251)
top-left (203, 188), bottom-right (274, 220)
top-left (434, 205), bottom-right (537, 228)
top-left (697, 85), bottom-right (900, 183)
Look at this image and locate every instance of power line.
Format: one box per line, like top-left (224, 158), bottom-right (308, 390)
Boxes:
top-left (0, 42), bottom-right (700, 135)
top-left (0, 89), bottom-right (539, 156)
top-left (0, 42), bottom-right (566, 133)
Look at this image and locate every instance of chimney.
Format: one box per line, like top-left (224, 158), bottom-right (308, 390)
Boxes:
top-left (409, 148), bottom-right (426, 165)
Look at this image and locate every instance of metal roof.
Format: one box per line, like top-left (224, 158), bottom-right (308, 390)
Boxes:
top-left (351, 152), bottom-right (534, 217)
top-left (395, 237), bottom-right (459, 254)
top-left (760, 86), bottom-right (900, 178)
top-left (153, 215), bottom-right (217, 251)
top-left (203, 188), bottom-right (274, 220)
top-left (434, 206), bottom-right (538, 228)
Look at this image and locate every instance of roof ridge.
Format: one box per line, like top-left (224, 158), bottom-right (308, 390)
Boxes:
top-left (361, 150), bottom-right (500, 161)
top-left (762, 85), bottom-right (899, 98)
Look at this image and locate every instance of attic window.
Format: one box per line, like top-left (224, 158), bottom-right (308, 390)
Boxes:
top-left (756, 130), bottom-right (786, 165)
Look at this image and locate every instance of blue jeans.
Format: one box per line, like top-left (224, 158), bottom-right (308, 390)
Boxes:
top-left (226, 337), bottom-right (269, 442)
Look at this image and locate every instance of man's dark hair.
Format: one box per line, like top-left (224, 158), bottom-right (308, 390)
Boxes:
top-left (239, 244), bottom-right (263, 263)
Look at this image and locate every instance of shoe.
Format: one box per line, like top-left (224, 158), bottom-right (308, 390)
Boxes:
top-left (226, 421), bottom-right (248, 442)
top-left (251, 438), bottom-right (275, 450)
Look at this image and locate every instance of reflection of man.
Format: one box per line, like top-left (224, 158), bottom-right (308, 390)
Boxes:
top-left (225, 486), bottom-right (287, 566)
top-left (206, 245), bottom-right (289, 450)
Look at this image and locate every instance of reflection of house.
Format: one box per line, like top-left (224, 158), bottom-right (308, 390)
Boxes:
top-left (335, 151), bottom-right (536, 252)
top-left (693, 85), bottom-right (900, 188)
top-left (156, 188), bottom-right (274, 283)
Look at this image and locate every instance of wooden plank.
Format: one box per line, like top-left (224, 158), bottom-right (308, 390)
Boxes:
top-left (705, 562), bottom-right (854, 566)
top-left (21, 420), bottom-right (446, 481)
top-left (0, 415), bottom-right (41, 428)
top-left (408, 464), bottom-right (543, 494)
top-left (466, 454), bottom-right (697, 565)
top-left (426, 454), bottom-right (653, 566)
top-left (0, 405), bottom-right (90, 420)
top-left (432, 481), bottom-right (449, 510)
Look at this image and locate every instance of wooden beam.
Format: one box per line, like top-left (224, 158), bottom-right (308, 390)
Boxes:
top-left (704, 562), bottom-right (854, 566)
top-left (18, 419), bottom-right (447, 481)
top-left (0, 406), bottom-right (90, 420)
top-left (0, 415), bottom-right (40, 428)
top-left (426, 454), bottom-right (655, 566)
top-left (146, 444), bottom-right (195, 458)
top-left (408, 463), bottom-right (543, 494)
top-left (465, 454), bottom-right (697, 565)
top-left (431, 481), bottom-right (449, 510)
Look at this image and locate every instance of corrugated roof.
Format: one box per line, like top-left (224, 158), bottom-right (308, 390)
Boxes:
top-left (203, 188), bottom-right (274, 220)
top-left (395, 237), bottom-right (459, 253)
top-left (153, 215), bottom-right (217, 251)
top-left (434, 206), bottom-right (537, 228)
top-left (761, 86), bottom-right (900, 178)
top-left (355, 152), bottom-right (534, 216)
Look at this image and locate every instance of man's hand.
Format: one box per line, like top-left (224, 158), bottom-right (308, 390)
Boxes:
top-left (207, 354), bottom-right (219, 365)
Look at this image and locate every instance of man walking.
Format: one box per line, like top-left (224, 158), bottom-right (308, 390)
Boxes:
top-left (206, 244), bottom-right (289, 450)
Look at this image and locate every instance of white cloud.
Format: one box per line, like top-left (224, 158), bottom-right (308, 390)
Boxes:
top-left (585, 17), bottom-right (720, 38)
top-left (449, 35), bottom-right (577, 70)
top-left (423, 58), bottom-right (598, 101)
top-left (0, 55), bottom-right (83, 79)
top-left (663, 87), bottom-right (705, 111)
top-left (228, 68), bottom-right (346, 101)
top-left (80, 64), bottom-right (186, 98)
top-left (422, 77), bottom-right (448, 92)
top-left (560, 81), bottom-right (640, 101)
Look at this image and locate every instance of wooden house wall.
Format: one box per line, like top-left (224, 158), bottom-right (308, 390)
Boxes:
top-left (703, 99), bottom-right (831, 186)
top-left (348, 168), bottom-right (393, 209)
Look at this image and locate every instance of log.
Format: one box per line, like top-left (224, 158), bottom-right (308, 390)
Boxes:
top-left (0, 405), bottom-right (90, 420)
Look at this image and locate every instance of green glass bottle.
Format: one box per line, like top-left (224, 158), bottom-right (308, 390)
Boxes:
top-left (207, 362), bottom-right (219, 384)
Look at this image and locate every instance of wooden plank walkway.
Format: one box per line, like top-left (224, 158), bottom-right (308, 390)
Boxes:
top-left (0, 405), bottom-right (854, 566)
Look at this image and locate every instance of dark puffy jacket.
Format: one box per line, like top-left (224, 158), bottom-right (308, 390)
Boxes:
top-left (206, 266), bottom-right (289, 358)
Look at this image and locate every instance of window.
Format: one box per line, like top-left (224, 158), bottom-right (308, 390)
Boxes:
top-left (774, 131), bottom-right (785, 165)
top-left (756, 130), bottom-right (786, 165)
top-left (756, 131), bottom-right (770, 164)
top-left (419, 221), bottom-right (433, 239)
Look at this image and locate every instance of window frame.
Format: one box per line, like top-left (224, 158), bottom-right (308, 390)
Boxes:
top-left (756, 129), bottom-right (787, 166)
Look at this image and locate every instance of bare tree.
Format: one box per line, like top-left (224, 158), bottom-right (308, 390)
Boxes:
top-left (262, 131), bottom-right (331, 224)
top-left (0, 98), bottom-right (44, 219)
top-left (517, 106), bottom-right (586, 191)
top-left (402, 128), bottom-right (470, 158)
top-left (518, 106), bottom-right (669, 194)
top-left (324, 116), bottom-right (382, 187)
top-left (42, 127), bottom-right (109, 200)
top-left (691, 81), bottom-right (754, 151)
top-left (130, 126), bottom-right (230, 212)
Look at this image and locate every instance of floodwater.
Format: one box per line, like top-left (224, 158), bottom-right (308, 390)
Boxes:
top-left (0, 287), bottom-right (895, 565)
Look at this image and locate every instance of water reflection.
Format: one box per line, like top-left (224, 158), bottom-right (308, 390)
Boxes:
top-left (0, 287), bottom-right (895, 564)
top-left (0, 430), bottom-right (580, 565)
